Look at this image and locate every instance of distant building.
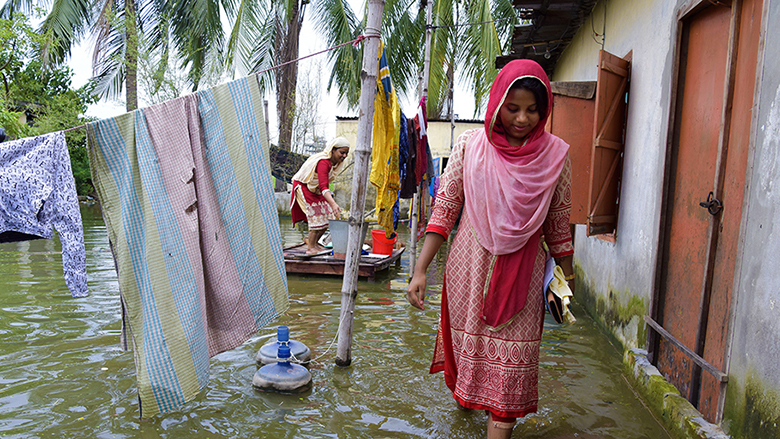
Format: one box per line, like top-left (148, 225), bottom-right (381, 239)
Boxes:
top-left (334, 116), bottom-right (483, 160)
top-left (329, 116), bottom-right (483, 214)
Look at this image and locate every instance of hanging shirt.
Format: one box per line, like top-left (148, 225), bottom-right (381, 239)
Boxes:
top-left (0, 131), bottom-right (88, 298)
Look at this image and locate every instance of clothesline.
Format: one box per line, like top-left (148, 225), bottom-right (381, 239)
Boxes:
top-left (62, 34), bottom-right (377, 134)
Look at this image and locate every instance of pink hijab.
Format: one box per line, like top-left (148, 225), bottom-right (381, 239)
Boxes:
top-left (463, 59), bottom-right (569, 328)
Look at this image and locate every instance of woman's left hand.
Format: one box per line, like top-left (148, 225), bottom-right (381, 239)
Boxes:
top-left (406, 272), bottom-right (428, 310)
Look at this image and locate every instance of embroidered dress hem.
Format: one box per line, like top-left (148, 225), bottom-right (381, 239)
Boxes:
top-left (292, 182), bottom-right (337, 230)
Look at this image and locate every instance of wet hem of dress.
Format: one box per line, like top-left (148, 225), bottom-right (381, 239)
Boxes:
top-left (451, 393), bottom-right (537, 420)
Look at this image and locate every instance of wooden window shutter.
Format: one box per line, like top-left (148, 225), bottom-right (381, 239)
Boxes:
top-left (547, 81), bottom-right (596, 225)
top-left (587, 50), bottom-right (630, 236)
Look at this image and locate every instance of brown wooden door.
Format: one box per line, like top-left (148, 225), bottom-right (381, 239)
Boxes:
top-left (655, 0), bottom-right (761, 422)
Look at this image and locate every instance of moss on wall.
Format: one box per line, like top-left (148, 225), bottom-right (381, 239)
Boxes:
top-left (574, 263), bottom-right (648, 351)
top-left (723, 371), bottom-right (780, 438)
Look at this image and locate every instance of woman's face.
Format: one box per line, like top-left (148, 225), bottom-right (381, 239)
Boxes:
top-left (498, 87), bottom-right (540, 146)
top-left (331, 147), bottom-right (349, 164)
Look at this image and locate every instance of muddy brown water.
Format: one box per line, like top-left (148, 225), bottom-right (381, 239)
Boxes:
top-left (0, 204), bottom-right (670, 438)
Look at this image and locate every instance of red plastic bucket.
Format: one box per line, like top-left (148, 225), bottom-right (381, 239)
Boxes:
top-left (371, 230), bottom-right (397, 255)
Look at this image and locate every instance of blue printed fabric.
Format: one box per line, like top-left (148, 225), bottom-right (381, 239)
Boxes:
top-left (0, 132), bottom-right (88, 297)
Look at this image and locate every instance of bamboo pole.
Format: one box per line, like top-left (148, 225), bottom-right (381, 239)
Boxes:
top-left (335, 0), bottom-right (385, 367)
top-left (409, 0), bottom-right (433, 278)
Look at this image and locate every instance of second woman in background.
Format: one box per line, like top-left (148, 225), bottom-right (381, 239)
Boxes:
top-left (290, 137), bottom-right (350, 255)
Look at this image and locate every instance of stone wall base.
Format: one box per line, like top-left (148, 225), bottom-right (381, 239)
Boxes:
top-left (624, 348), bottom-right (730, 439)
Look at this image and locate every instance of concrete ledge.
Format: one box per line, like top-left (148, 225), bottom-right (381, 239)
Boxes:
top-left (276, 191), bottom-right (292, 215)
top-left (624, 348), bottom-right (730, 439)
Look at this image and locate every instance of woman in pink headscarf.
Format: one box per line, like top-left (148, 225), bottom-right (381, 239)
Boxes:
top-left (406, 59), bottom-right (575, 439)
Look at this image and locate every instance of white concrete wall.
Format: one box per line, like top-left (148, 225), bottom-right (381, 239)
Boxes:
top-left (556, 0), bottom-right (780, 434)
top-left (725, 0), bottom-right (780, 433)
top-left (552, 0), bottom-right (678, 348)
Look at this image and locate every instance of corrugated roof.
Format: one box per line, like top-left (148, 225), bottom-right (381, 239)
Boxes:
top-left (496, 0), bottom-right (598, 76)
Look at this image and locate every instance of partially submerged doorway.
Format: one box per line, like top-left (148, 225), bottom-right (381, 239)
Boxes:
top-left (648, 0), bottom-right (762, 423)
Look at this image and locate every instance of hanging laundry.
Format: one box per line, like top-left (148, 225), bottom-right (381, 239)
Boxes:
top-left (370, 39), bottom-right (401, 236)
top-left (0, 131), bottom-right (88, 298)
top-left (413, 98), bottom-right (429, 186)
top-left (393, 113), bottom-right (409, 229)
top-left (398, 112), bottom-right (409, 194)
top-left (426, 141), bottom-right (435, 196)
top-left (399, 111), bottom-right (418, 199)
top-left (86, 76), bottom-right (288, 418)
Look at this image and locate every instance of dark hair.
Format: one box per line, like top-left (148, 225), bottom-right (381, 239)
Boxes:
top-left (509, 77), bottom-right (548, 117)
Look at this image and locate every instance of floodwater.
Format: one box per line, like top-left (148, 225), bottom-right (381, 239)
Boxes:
top-left (0, 204), bottom-right (671, 439)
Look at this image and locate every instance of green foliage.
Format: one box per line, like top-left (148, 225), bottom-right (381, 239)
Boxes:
top-left (309, 0), bottom-right (518, 118)
top-left (0, 12), bottom-right (97, 196)
top-left (0, 100), bottom-right (31, 139)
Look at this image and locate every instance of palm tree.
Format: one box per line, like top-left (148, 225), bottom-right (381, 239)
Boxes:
top-left (1, 0), bottom-right (225, 112)
top-left (223, 0), bottom-right (517, 162)
top-left (223, 0), bottom-right (307, 158)
top-left (314, 0), bottom-right (518, 119)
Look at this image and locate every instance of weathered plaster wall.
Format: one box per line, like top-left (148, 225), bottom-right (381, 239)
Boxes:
top-left (552, 0), bottom-right (677, 348)
top-left (555, 0), bottom-right (780, 435)
top-left (722, 1), bottom-right (780, 437)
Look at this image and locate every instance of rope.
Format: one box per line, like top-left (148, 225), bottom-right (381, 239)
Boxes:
top-left (274, 307), bottom-right (352, 366)
top-left (254, 34), bottom-right (376, 75)
top-left (63, 123), bottom-right (86, 133)
top-left (57, 34), bottom-right (377, 134)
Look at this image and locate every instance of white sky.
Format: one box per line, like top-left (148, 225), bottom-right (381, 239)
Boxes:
top-left (68, 4), bottom-right (478, 143)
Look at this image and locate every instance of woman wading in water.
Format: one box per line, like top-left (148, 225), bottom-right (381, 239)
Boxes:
top-left (407, 59), bottom-right (575, 439)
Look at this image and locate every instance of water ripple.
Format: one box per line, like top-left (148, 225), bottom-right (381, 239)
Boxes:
top-left (0, 207), bottom-right (671, 439)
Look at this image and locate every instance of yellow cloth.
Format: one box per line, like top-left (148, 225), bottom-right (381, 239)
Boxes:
top-left (548, 265), bottom-right (576, 324)
top-left (370, 40), bottom-right (400, 235)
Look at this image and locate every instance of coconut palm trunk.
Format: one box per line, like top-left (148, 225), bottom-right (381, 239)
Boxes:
top-left (274, 8), bottom-right (301, 152)
top-left (273, 0), bottom-right (304, 190)
top-left (125, 0), bottom-right (138, 111)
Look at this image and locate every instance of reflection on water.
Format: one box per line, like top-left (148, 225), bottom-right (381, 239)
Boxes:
top-left (0, 203), bottom-right (671, 438)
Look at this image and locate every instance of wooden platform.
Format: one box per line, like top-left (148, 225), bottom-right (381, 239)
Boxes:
top-left (283, 243), bottom-right (405, 280)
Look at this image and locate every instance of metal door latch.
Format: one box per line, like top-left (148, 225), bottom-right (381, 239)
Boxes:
top-left (699, 191), bottom-right (723, 215)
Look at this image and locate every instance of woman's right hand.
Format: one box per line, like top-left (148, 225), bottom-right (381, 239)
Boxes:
top-left (330, 202), bottom-right (342, 217)
top-left (406, 272), bottom-right (427, 310)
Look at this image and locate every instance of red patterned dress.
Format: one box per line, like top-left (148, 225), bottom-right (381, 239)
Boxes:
top-left (426, 128), bottom-right (573, 419)
top-left (291, 159), bottom-right (336, 231)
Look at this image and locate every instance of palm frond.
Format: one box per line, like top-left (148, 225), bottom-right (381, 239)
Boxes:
top-left (37, 0), bottom-right (92, 66)
top-left (247, 6), bottom-right (278, 90)
top-left (381, 0), bottom-right (423, 101)
top-left (166, 0), bottom-right (224, 89)
top-left (491, 0), bottom-right (516, 53)
top-left (458, 0), bottom-right (502, 115)
top-left (91, 26), bottom-right (126, 99)
top-left (225, 0), bottom-right (270, 76)
top-left (312, 0), bottom-right (361, 108)
top-left (0, 0), bottom-right (36, 19)
top-left (425, 0), bottom-right (455, 117)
